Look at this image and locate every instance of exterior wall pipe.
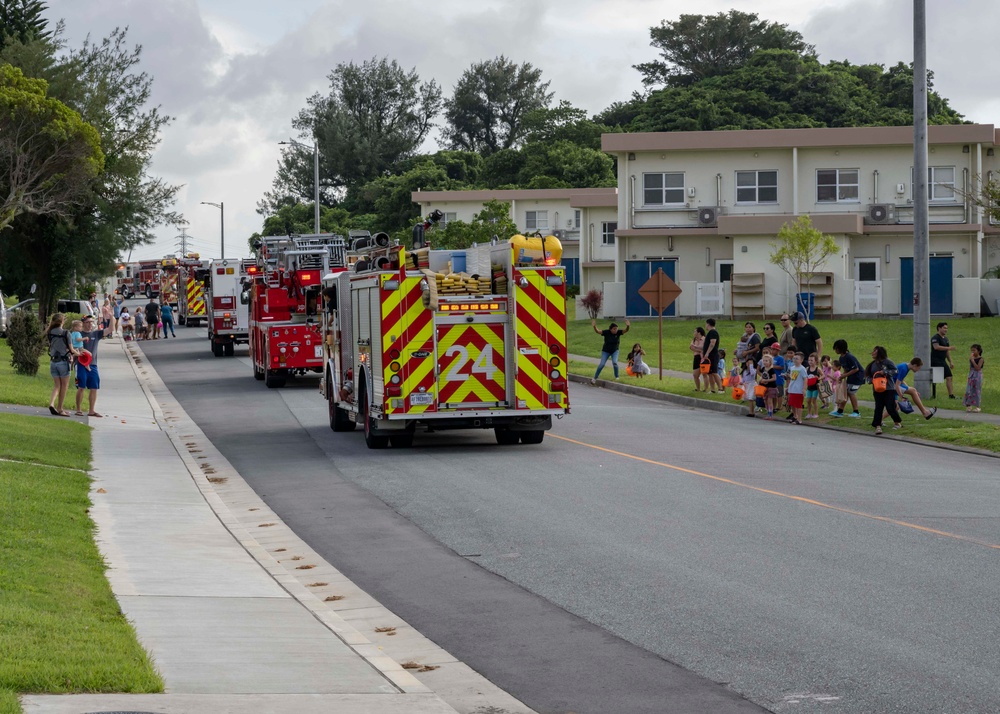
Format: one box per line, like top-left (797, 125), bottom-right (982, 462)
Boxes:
top-left (873, 169), bottom-right (879, 203)
top-left (792, 147), bottom-right (799, 215)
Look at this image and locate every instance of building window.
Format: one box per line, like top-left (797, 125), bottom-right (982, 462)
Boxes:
top-left (736, 170), bottom-right (778, 203)
top-left (602, 221), bottom-right (617, 246)
top-left (643, 172), bottom-right (685, 205)
top-left (816, 169), bottom-right (859, 203)
top-left (525, 210), bottom-right (548, 230)
top-left (441, 212), bottom-right (457, 226)
top-left (911, 166), bottom-right (956, 201)
top-left (574, 210), bottom-right (581, 229)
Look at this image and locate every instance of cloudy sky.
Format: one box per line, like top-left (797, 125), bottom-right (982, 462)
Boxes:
top-left (46, 0), bottom-right (1000, 261)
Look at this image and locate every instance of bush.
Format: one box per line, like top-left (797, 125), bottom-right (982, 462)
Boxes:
top-left (566, 284), bottom-right (580, 298)
top-left (6, 310), bottom-right (45, 376)
top-left (581, 288), bottom-right (603, 320)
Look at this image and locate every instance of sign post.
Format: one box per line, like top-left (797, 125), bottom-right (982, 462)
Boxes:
top-left (637, 269), bottom-right (682, 379)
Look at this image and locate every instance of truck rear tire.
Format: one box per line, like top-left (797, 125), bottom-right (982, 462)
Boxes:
top-left (212, 342), bottom-right (224, 357)
top-left (520, 430), bottom-right (545, 445)
top-left (224, 342), bottom-right (234, 357)
top-left (495, 428), bottom-right (520, 445)
top-left (361, 391), bottom-right (388, 449)
top-left (265, 371), bottom-right (286, 388)
top-left (145, 284), bottom-right (152, 299)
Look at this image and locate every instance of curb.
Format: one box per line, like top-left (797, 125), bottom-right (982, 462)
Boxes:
top-left (570, 373), bottom-right (1000, 461)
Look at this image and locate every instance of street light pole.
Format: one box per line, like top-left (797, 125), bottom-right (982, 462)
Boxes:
top-left (200, 201), bottom-right (224, 259)
top-left (279, 139), bottom-right (320, 234)
top-left (912, 0), bottom-right (931, 396)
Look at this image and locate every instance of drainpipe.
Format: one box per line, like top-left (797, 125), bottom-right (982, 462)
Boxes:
top-left (873, 169), bottom-right (879, 203)
top-left (629, 175), bottom-right (636, 230)
top-left (716, 173), bottom-right (722, 207)
top-left (792, 147), bottom-right (799, 215)
top-left (963, 168), bottom-right (970, 224)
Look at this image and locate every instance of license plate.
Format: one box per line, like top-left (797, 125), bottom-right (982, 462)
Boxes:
top-left (314, 346), bottom-right (323, 358)
top-left (410, 393), bottom-right (433, 406)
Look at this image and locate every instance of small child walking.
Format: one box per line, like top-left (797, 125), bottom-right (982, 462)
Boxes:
top-left (804, 353), bottom-right (821, 419)
top-left (741, 357), bottom-right (757, 417)
top-left (627, 342), bottom-right (651, 377)
top-left (964, 344), bottom-right (984, 412)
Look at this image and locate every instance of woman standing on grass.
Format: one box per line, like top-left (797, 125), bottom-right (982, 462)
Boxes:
top-left (964, 344), bottom-right (984, 412)
top-left (690, 327), bottom-right (706, 392)
top-left (45, 313), bottom-right (77, 417)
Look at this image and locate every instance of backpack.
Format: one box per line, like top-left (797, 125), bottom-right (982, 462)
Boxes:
top-left (48, 328), bottom-right (71, 361)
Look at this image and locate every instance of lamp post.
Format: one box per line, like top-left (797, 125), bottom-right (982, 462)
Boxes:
top-left (200, 201), bottom-right (224, 259)
top-left (279, 139), bottom-right (320, 234)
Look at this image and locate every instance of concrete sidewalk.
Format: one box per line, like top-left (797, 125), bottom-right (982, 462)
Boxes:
top-left (22, 339), bottom-right (532, 714)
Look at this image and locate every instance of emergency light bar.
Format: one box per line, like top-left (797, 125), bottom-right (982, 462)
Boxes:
top-left (439, 303), bottom-right (502, 311)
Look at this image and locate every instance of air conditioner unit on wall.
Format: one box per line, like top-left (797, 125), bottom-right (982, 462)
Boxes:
top-left (865, 203), bottom-right (896, 225)
top-left (698, 206), bottom-right (721, 227)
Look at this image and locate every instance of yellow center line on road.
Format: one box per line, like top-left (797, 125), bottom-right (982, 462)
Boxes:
top-left (551, 433), bottom-right (1000, 552)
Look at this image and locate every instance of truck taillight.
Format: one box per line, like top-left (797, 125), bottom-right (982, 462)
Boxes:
top-left (550, 380), bottom-right (566, 391)
top-left (387, 385), bottom-right (402, 397)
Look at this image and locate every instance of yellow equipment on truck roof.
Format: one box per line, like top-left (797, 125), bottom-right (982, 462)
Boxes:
top-left (510, 233), bottom-right (562, 266)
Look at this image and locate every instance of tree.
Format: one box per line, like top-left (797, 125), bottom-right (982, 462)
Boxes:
top-left (0, 64), bottom-right (103, 231)
top-left (769, 216), bottom-right (839, 306)
top-left (0, 23), bottom-right (181, 317)
top-left (634, 10), bottom-right (813, 87)
top-left (442, 56), bottom-right (553, 154)
top-left (293, 57), bottom-right (440, 194)
top-left (0, 0), bottom-right (51, 49)
top-left (426, 199), bottom-right (519, 250)
top-left (518, 140), bottom-right (616, 189)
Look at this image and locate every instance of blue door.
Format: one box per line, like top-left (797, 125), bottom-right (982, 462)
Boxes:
top-left (562, 258), bottom-right (580, 287)
top-left (625, 260), bottom-right (677, 317)
top-left (899, 256), bottom-right (953, 315)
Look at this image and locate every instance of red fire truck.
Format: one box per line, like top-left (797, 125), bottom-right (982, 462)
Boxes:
top-left (116, 260), bottom-right (161, 299)
top-left (206, 257), bottom-right (252, 356)
top-left (248, 234), bottom-right (347, 388)
top-left (176, 256), bottom-right (209, 326)
top-left (320, 234), bottom-right (569, 448)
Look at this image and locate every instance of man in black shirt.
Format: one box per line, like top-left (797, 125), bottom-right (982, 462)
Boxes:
top-left (701, 318), bottom-right (722, 393)
top-left (591, 318), bottom-right (630, 383)
top-left (791, 311), bottom-right (822, 360)
top-left (930, 322), bottom-right (956, 398)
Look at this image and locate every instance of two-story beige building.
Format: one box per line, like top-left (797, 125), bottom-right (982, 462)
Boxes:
top-left (600, 124), bottom-right (1000, 319)
top-left (411, 187), bottom-right (618, 288)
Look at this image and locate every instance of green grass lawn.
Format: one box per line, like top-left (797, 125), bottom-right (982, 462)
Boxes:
top-left (0, 342), bottom-right (54, 408)
top-left (568, 309), bottom-right (998, 413)
top-left (0, 417), bottom-right (163, 712)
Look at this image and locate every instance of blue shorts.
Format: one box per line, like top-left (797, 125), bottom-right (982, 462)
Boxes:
top-left (806, 388), bottom-right (819, 399)
top-left (50, 359), bottom-right (71, 378)
top-left (76, 363), bottom-right (100, 390)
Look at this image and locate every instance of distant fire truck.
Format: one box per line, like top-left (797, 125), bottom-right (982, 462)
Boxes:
top-left (248, 233), bottom-right (346, 388)
top-left (320, 232), bottom-right (569, 448)
top-left (205, 257), bottom-right (253, 356)
top-left (115, 260), bottom-right (161, 299)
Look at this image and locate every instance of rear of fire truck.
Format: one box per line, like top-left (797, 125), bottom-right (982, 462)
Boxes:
top-left (321, 235), bottom-right (569, 449)
top-left (249, 234), bottom-right (346, 388)
top-left (206, 258), bottom-right (252, 356)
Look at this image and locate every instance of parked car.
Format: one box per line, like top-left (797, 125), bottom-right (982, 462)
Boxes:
top-left (57, 299), bottom-right (96, 317)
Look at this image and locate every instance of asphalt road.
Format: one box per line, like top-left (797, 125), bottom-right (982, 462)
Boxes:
top-left (141, 322), bottom-right (1000, 714)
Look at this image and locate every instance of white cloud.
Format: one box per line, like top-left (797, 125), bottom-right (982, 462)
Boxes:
top-left (44, 0), bottom-right (1000, 261)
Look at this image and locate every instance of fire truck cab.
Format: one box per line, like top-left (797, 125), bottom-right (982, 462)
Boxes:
top-left (320, 234), bottom-right (569, 449)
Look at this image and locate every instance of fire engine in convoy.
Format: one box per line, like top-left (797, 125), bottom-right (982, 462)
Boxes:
top-left (320, 233), bottom-right (569, 449)
top-left (248, 233), bottom-right (346, 388)
top-left (115, 260), bottom-right (161, 299)
top-left (158, 255), bottom-right (209, 325)
top-left (205, 257), bottom-right (252, 357)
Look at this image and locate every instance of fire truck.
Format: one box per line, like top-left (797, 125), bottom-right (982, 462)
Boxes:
top-left (320, 233), bottom-right (569, 449)
top-left (167, 255), bottom-right (209, 326)
top-left (205, 257), bottom-right (253, 357)
top-left (249, 233), bottom-right (347, 388)
top-left (115, 260), bottom-right (161, 299)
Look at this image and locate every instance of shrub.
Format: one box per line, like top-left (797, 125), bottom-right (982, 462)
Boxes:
top-left (566, 284), bottom-right (580, 299)
top-left (581, 288), bottom-right (603, 320)
top-left (7, 310), bottom-right (45, 376)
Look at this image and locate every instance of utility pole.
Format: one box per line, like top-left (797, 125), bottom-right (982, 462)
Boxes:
top-left (912, 0), bottom-right (931, 395)
top-left (175, 228), bottom-right (191, 256)
top-left (279, 139), bottom-right (321, 234)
